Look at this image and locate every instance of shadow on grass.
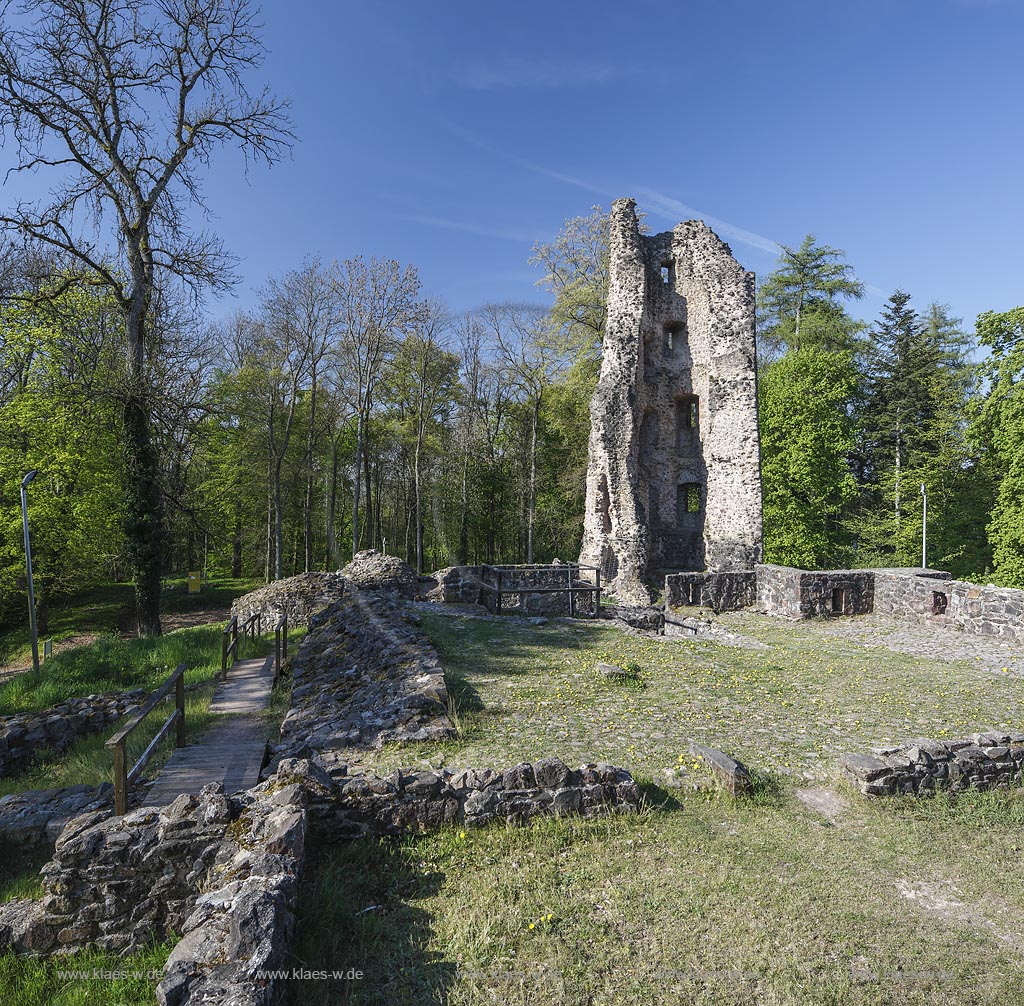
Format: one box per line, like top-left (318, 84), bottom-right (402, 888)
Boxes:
top-left (288, 836), bottom-right (455, 1006)
top-left (636, 780), bottom-right (684, 813)
top-left (0, 845), bottom-right (48, 903)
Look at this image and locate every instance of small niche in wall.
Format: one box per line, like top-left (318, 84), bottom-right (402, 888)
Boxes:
top-left (675, 394), bottom-right (699, 453)
top-left (597, 473), bottom-right (612, 534)
top-left (832, 588), bottom-right (848, 614)
top-left (676, 482), bottom-right (701, 524)
top-left (664, 322), bottom-right (685, 357)
top-left (932, 591), bottom-right (948, 615)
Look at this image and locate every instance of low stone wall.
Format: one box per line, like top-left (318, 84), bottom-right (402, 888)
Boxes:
top-left (664, 571), bottom-right (756, 613)
top-left (0, 783), bottom-right (113, 850)
top-left (157, 781), bottom-right (308, 1006)
top-left (0, 754), bottom-right (639, 1004)
top-left (0, 690), bottom-right (145, 777)
top-left (305, 755), bottom-right (641, 838)
top-left (0, 785), bottom-right (237, 955)
top-left (874, 570), bottom-right (1024, 643)
top-left (478, 563), bottom-right (599, 617)
top-left (231, 570), bottom-right (346, 627)
top-left (427, 565), bottom-right (486, 604)
top-left (842, 731), bottom-right (1024, 795)
top-left (271, 589), bottom-right (455, 765)
top-left (755, 564), bottom-right (874, 619)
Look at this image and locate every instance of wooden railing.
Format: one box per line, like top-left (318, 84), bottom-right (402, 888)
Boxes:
top-left (479, 562), bottom-right (602, 618)
top-left (105, 662), bottom-right (186, 815)
top-left (221, 611), bottom-right (262, 680)
top-left (273, 611), bottom-right (288, 682)
top-left (223, 609), bottom-right (290, 682)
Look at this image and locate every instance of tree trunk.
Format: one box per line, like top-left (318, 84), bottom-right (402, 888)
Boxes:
top-left (352, 414), bottom-right (363, 557)
top-left (527, 395), bottom-right (540, 563)
top-left (122, 391), bottom-right (163, 635)
top-left (273, 457), bottom-right (284, 580)
top-left (232, 514), bottom-right (242, 578)
top-left (326, 439), bottom-right (339, 568)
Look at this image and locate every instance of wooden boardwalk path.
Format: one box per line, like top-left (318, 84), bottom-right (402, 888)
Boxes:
top-left (142, 654), bottom-right (274, 807)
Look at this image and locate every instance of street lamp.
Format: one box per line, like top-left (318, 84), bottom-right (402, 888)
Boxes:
top-left (920, 482), bottom-right (928, 571)
top-left (20, 469), bottom-right (40, 673)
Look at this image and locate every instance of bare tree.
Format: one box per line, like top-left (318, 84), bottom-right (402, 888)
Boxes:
top-left (329, 257), bottom-right (420, 558)
top-left (482, 302), bottom-right (566, 563)
top-left (0, 0), bottom-right (291, 633)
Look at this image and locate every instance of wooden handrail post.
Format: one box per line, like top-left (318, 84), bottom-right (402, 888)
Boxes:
top-left (113, 740), bottom-right (127, 816)
top-left (567, 563), bottom-right (573, 618)
top-left (283, 612), bottom-right (288, 661)
top-left (221, 629), bottom-right (229, 680)
top-left (596, 567), bottom-right (602, 617)
top-left (175, 670), bottom-right (185, 748)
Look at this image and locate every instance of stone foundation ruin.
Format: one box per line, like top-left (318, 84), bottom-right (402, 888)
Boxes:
top-left (579, 197), bottom-right (763, 605)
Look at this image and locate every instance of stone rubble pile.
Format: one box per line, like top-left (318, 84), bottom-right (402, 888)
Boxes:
top-left (230, 571), bottom-right (346, 627)
top-left (0, 689), bottom-right (145, 777)
top-left (339, 549), bottom-right (418, 595)
top-left (843, 731), bottom-right (1024, 795)
top-left (271, 589), bottom-right (455, 765)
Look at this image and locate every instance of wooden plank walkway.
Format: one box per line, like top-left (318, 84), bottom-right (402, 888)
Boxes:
top-left (142, 654), bottom-right (274, 807)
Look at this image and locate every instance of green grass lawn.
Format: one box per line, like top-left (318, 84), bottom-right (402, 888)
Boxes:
top-left (0, 577), bottom-right (260, 669)
top-left (0, 945), bottom-right (171, 1006)
top-left (288, 610), bottom-right (1024, 1006)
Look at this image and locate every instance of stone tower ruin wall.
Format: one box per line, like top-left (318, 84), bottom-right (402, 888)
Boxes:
top-left (579, 198), bottom-right (763, 604)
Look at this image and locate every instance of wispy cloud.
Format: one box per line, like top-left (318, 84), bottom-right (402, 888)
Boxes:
top-left (633, 188), bottom-right (781, 256)
top-left (390, 213), bottom-right (538, 244)
top-left (437, 119), bottom-right (783, 258)
top-left (452, 58), bottom-right (622, 91)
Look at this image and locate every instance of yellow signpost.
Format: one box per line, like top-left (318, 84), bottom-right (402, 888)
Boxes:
top-left (187, 571), bottom-right (201, 594)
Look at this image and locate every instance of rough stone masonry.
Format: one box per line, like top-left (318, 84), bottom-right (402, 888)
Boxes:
top-left (579, 198), bottom-right (763, 605)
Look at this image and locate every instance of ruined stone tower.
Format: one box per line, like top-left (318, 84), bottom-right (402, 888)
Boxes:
top-left (578, 198), bottom-right (763, 605)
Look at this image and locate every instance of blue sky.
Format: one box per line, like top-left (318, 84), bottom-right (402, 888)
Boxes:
top-left (7, 0), bottom-right (1024, 330)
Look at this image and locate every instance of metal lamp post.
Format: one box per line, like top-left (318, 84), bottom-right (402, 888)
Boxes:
top-left (20, 469), bottom-right (40, 673)
top-left (920, 482), bottom-right (928, 571)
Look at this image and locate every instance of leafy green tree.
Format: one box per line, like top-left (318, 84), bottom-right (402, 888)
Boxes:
top-left (0, 286), bottom-right (124, 627)
top-left (0, 0), bottom-right (291, 634)
top-left (759, 347), bottom-right (859, 567)
top-left (857, 295), bottom-right (987, 571)
top-left (756, 234), bottom-right (865, 358)
top-left (970, 307), bottom-right (1024, 585)
top-left (530, 205), bottom-right (609, 361)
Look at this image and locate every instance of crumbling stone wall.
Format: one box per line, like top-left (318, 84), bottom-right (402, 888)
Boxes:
top-left (0, 755), bottom-right (640, 1003)
top-left (664, 570), bottom-right (756, 612)
top-left (339, 549), bottom-right (418, 595)
top-left (579, 197), bottom-right (763, 605)
top-left (271, 589), bottom-right (455, 764)
top-left (478, 563), bottom-right (599, 617)
top-left (843, 731), bottom-right (1024, 796)
top-left (0, 690), bottom-right (144, 777)
top-left (231, 570), bottom-right (346, 627)
top-left (874, 570), bottom-right (1024, 643)
top-left (755, 564), bottom-right (874, 618)
top-left (306, 755), bottom-right (640, 838)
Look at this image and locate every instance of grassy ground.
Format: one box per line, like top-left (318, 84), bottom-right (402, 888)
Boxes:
top-left (0, 945), bottom-right (171, 1006)
top-left (0, 577), bottom-right (259, 670)
top-left (288, 610), bottom-right (1024, 1006)
top-left (359, 612), bottom-right (1024, 779)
